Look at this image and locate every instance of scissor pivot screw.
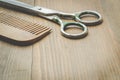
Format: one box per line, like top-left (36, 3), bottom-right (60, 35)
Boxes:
top-left (38, 8), bottom-right (42, 10)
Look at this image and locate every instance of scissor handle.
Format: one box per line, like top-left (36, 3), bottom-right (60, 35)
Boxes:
top-left (61, 22), bottom-right (88, 39)
top-left (53, 16), bottom-right (88, 39)
top-left (75, 10), bottom-right (103, 26)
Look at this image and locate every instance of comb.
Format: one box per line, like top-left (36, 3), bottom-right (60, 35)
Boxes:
top-left (0, 12), bottom-right (51, 46)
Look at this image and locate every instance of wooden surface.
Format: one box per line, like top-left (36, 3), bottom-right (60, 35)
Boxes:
top-left (0, 0), bottom-right (120, 80)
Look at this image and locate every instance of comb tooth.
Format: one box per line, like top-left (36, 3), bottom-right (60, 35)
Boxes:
top-left (0, 12), bottom-right (51, 35)
top-left (31, 24), bottom-right (47, 33)
top-left (22, 23), bottom-right (34, 31)
top-left (0, 15), bottom-right (17, 27)
top-left (35, 28), bottom-right (51, 35)
top-left (24, 24), bottom-right (37, 34)
top-left (24, 23), bottom-right (49, 35)
top-left (30, 24), bottom-right (41, 33)
top-left (35, 27), bottom-right (50, 35)
top-left (1, 17), bottom-right (27, 30)
top-left (35, 25), bottom-right (48, 32)
top-left (0, 12), bottom-right (51, 45)
top-left (23, 23), bottom-right (39, 34)
top-left (0, 13), bottom-right (29, 30)
top-left (13, 16), bottom-right (31, 29)
top-left (0, 13), bottom-right (34, 30)
top-left (1, 13), bottom-right (31, 33)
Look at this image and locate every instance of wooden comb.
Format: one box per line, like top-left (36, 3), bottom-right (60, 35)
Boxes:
top-left (0, 12), bottom-right (51, 46)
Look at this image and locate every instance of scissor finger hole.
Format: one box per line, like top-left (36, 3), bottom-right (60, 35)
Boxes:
top-left (65, 25), bottom-right (83, 34)
top-left (80, 14), bottom-right (98, 22)
top-left (61, 22), bottom-right (88, 39)
top-left (77, 10), bottom-right (103, 26)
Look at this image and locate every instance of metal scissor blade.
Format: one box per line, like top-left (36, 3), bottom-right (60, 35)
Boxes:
top-left (0, 0), bottom-right (35, 14)
top-left (0, 0), bottom-right (60, 22)
top-left (0, 0), bottom-right (33, 8)
top-left (0, 0), bottom-right (74, 20)
top-left (0, 0), bottom-right (62, 16)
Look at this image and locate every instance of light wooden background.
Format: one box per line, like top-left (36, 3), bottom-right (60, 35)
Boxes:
top-left (0, 0), bottom-right (120, 80)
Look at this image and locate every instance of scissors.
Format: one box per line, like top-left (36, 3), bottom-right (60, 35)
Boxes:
top-left (0, 0), bottom-right (103, 39)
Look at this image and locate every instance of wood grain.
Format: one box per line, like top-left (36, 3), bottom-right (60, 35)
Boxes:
top-left (0, 0), bottom-right (34, 80)
top-left (0, 0), bottom-right (120, 80)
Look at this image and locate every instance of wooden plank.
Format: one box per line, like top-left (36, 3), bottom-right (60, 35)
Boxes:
top-left (100, 0), bottom-right (120, 46)
top-left (0, 0), bottom-right (120, 80)
top-left (32, 0), bottom-right (120, 80)
top-left (0, 44), bottom-right (32, 80)
top-left (0, 0), bottom-right (34, 80)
